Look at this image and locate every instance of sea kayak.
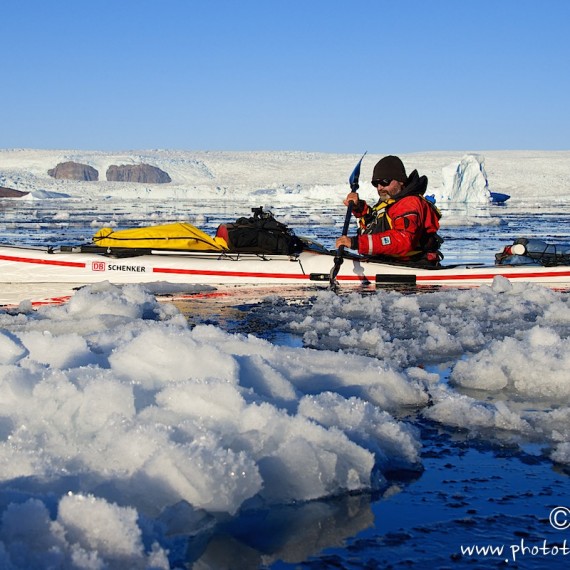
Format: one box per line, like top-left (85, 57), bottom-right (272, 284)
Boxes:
top-left (1, 241), bottom-right (570, 289)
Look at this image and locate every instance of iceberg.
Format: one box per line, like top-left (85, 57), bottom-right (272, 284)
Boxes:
top-left (439, 154), bottom-right (492, 203)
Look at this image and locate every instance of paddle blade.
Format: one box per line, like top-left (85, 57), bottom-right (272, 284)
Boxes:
top-left (349, 151), bottom-right (367, 191)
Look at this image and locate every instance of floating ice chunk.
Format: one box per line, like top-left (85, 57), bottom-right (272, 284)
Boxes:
top-left (234, 353), bottom-right (299, 404)
top-left (0, 494), bottom-right (170, 569)
top-left (18, 330), bottom-right (94, 369)
top-left (0, 499), bottom-right (65, 568)
top-left (424, 390), bottom-right (531, 434)
top-left (57, 493), bottom-right (145, 559)
top-left (256, 417), bottom-right (374, 503)
top-left (438, 154), bottom-right (491, 203)
top-left (109, 326), bottom-right (239, 389)
top-left (298, 392), bottom-right (422, 471)
top-left (139, 443), bottom-right (262, 514)
top-left (451, 326), bottom-right (570, 401)
top-left (551, 442), bottom-right (570, 465)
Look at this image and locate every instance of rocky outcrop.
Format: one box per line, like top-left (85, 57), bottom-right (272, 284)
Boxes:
top-left (48, 161), bottom-right (99, 181)
top-left (0, 187), bottom-right (29, 198)
top-left (106, 164), bottom-right (171, 183)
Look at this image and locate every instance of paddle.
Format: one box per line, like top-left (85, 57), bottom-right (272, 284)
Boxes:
top-left (329, 152), bottom-right (367, 289)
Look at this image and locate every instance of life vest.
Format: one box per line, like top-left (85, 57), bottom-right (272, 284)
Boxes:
top-left (358, 195), bottom-right (443, 250)
top-left (358, 198), bottom-right (396, 234)
top-left (357, 194), bottom-right (443, 262)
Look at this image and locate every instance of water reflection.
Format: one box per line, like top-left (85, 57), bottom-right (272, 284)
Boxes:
top-left (187, 494), bottom-right (375, 569)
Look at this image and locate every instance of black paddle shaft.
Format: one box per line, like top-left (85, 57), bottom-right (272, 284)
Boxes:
top-left (329, 153), bottom-right (366, 287)
top-left (332, 202), bottom-right (353, 260)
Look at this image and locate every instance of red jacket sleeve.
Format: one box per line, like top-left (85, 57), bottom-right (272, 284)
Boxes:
top-left (356, 196), bottom-right (433, 257)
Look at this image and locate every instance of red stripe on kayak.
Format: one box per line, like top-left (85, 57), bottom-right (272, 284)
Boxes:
top-left (335, 270), bottom-right (570, 282)
top-left (155, 267), bottom-right (570, 282)
top-left (0, 254), bottom-right (86, 268)
top-left (415, 269), bottom-right (570, 281)
top-left (153, 267), bottom-right (311, 279)
top-left (31, 296), bottom-right (73, 306)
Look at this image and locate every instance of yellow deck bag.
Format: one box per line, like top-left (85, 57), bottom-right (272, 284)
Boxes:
top-left (93, 222), bottom-right (228, 251)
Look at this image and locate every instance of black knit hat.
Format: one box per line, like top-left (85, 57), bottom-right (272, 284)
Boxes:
top-left (372, 156), bottom-right (407, 184)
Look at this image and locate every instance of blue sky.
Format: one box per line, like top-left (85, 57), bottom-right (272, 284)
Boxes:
top-left (3, 0), bottom-right (569, 153)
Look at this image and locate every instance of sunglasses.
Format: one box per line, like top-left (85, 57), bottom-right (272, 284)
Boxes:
top-left (372, 178), bottom-right (393, 187)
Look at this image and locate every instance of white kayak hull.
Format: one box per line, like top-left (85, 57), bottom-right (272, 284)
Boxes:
top-left (1, 244), bottom-right (570, 289)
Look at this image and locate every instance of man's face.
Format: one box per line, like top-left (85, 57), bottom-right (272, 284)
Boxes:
top-left (376, 179), bottom-right (403, 200)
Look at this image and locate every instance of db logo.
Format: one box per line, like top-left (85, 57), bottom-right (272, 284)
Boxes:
top-left (92, 261), bottom-right (106, 272)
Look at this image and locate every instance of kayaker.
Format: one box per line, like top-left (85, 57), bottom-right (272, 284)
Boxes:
top-left (335, 155), bottom-right (443, 264)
